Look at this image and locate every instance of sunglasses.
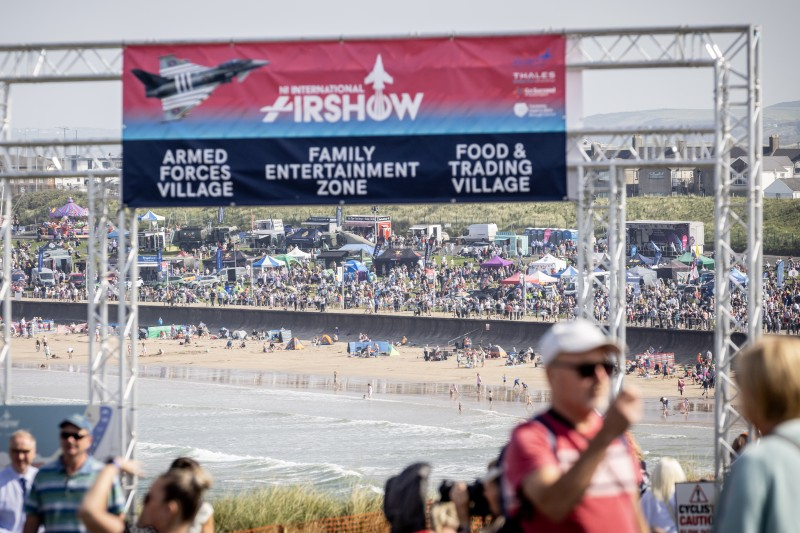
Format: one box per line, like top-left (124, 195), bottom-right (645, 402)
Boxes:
top-left (60, 431), bottom-right (89, 441)
top-left (551, 361), bottom-right (617, 378)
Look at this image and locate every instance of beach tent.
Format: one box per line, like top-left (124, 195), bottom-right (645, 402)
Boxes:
top-left (285, 337), bottom-right (305, 350)
top-left (488, 345), bottom-right (507, 358)
top-left (146, 325), bottom-right (186, 339)
top-left (386, 345), bottom-right (400, 356)
top-left (268, 329), bottom-right (292, 342)
top-left (480, 255), bottom-right (513, 269)
top-left (320, 334), bottom-right (334, 345)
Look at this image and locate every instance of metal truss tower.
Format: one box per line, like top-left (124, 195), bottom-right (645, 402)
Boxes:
top-left (0, 27), bottom-right (761, 495)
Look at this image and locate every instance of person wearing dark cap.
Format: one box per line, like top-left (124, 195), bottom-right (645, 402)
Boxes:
top-left (501, 318), bottom-right (647, 533)
top-left (24, 414), bottom-right (124, 533)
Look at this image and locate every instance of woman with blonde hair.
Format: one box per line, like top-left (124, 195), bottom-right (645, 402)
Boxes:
top-left (640, 457), bottom-right (686, 533)
top-left (715, 336), bottom-right (800, 532)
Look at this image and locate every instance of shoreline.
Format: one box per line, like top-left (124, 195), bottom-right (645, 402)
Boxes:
top-left (10, 333), bottom-right (716, 407)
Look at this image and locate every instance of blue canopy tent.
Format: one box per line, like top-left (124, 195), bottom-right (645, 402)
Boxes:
top-left (107, 229), bottom-right (130, 239)
top-left (344, 259), bottom-right (369, 281)
top-left (555, 265), bottom-right (579, 278)
top-left (137, 210), bottom-right (165, 223)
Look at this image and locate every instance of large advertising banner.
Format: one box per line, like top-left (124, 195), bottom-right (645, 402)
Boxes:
top-left (122, 35), bottom-right (566, 207)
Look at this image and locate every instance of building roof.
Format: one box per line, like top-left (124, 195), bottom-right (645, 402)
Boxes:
top-left (773, 148), bottom-right (800, 162)
top-left (763, 155), bottom-right (794, 172)
top-left (776, 178), bottom-right (800, 192)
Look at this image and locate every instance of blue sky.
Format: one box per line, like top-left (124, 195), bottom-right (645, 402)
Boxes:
top-left (3, 0), bottom-right (797, 134)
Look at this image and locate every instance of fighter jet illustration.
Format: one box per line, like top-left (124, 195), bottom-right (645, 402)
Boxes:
top-left (132, 55), bottom-right (268, 121)
top-left (364, 55), bottom-right (394, 118)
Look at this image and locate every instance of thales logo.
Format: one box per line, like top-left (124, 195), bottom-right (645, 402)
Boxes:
top-left (261, 55), bottom-right (423, 123)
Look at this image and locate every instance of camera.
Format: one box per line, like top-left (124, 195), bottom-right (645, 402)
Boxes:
top-left (439, 478), bottom-right (492, 517)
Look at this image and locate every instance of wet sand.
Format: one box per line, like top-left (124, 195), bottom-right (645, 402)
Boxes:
top-left (10, 332), bottom-right (712, 405)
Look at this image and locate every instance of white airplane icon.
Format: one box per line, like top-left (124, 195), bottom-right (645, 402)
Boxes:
top-left (364, 54), bottom-right (394, 90)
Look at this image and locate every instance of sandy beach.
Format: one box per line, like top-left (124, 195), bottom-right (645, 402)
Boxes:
top-left (11, 331), bottom-right (710, 404)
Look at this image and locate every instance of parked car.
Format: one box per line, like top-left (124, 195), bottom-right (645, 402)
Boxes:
top-left (190, 275), bottom-right (220, 289)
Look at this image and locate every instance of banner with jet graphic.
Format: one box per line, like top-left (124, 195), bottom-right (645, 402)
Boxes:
top-left (122, 35), bottom-right (566, 207)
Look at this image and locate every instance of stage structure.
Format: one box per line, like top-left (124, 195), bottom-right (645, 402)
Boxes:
top-left (0, 26), bottom-right (761, 499)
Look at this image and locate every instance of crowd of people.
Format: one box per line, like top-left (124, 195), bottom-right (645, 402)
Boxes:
top-left (383, 323), bottom-right (800, 533)
top-left (0, 414), bottom-right (214, 533)
top-left (1, 320), bottom-right (798, 532)
top-left (7, 238), bottom-right (800, 336)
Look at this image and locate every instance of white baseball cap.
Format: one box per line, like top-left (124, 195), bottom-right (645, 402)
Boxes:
top-left (538, 318), bottom-right (623, 366)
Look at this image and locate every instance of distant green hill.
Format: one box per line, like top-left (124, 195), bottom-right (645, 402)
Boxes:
top-left (584, 102), bottom-right (800, 147)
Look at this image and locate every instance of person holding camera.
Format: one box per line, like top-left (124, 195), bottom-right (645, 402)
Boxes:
top-left (501, 319), bottom-right (647, 533)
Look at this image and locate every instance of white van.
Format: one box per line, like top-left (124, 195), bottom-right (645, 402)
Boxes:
top-left (31, 267), bottom-right (56, 287)
top-left (461, 223), bottom-right (498, 244)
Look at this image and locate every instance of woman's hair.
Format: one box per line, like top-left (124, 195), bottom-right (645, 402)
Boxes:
top-left (650, 457), bottom-right (686, 504)
top-left (730, 432), bottom-right (749, 461)
top-left (734, 336), bottom-right (800, 429)
top-left (160, 458), bottom-right (213, 523)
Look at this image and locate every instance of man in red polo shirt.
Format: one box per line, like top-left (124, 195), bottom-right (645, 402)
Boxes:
top-left (502, 318), bottom-right (647, 533)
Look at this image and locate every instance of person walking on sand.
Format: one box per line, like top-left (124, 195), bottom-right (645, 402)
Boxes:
top-left (367, 382), bottom-right (373, 399)
top-left (476, 373), bottom-right (482, 393)
top-left (458, 402), bottom-right (462, 414)
top-left (678, 377), bottom-right (685, 396)
top-left (489, 390), bottom-right (493, 409)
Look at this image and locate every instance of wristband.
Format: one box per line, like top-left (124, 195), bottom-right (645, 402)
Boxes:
top-left (105, 457), bottom-right (122, 470)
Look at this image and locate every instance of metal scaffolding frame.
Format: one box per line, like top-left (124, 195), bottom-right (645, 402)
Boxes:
top-left (0, 26), bottom-right (760, 496)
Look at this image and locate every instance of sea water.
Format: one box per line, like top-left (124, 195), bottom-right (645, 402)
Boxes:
top-left (10, 365), bottom-right (733, 497)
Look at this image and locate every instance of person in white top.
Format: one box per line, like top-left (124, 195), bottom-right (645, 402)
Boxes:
top-left (0, 431), bottom-right (39, 533)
